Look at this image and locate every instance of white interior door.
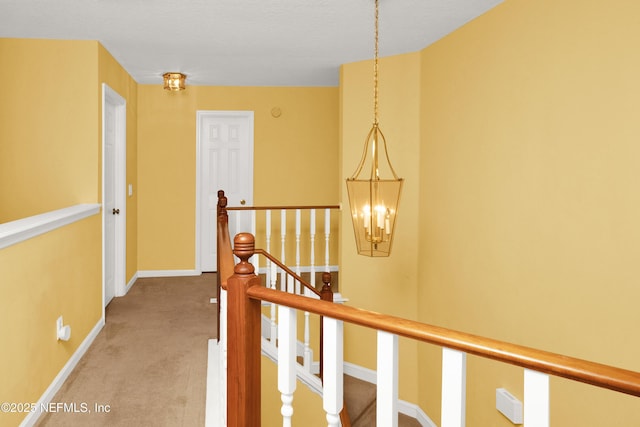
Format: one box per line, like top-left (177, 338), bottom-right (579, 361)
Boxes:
top-left (102, 84), bottom-right (126, 311)
top-left (197, 111), bottom-right (254, 272)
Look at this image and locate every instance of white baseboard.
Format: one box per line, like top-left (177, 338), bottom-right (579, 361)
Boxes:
top-left (401, 401), bottom-right (438, 427)
top-left (20, 317), bottom-right (105, 427)
top-left (343, 362), bottom-right (437, 427)
top-left (344, 361), bottom-right (377, 383)
top-left (137, 269), bottom-right (201, 278)
top-left (125, 272), bottom-right (138, 294)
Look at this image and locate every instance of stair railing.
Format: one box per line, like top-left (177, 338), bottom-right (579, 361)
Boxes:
top-left (217, 191), bottom-right (347, 425)
top-left (222, 232), bottom-right (640, 426)
top-left (220, 191), bottom-right (341, 376)
top-left (225, 199), bottom-right (340, 290)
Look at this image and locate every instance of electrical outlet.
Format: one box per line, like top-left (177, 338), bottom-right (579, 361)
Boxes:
top-left (496, 388), bottom-right (523, 424)
top-left (56, 316), bottom-right (71, 341)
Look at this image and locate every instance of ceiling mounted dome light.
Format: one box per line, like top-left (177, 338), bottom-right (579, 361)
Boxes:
top-left (163, 72), bottom-right (186, 91)
top-left (346, 0), bottom-right (403, 257)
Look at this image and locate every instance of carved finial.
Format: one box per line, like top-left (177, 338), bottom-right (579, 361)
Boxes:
top-left (233, 233), bottom-right (255, 275)
top-left (218, 190), bottom-right (228, 219)
top-left (321, 271), bottom-right (333, 302)
top-left (322, 272), bottom-right (331, 287)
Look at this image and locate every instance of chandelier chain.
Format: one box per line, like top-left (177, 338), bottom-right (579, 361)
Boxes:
top-left (373, 0), bottom-right (379, 125)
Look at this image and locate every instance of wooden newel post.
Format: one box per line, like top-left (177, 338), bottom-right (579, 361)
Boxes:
top-left (320, 271), bottom-right (333, 381)
top-left (227, 232), bottom-right (262, 427)
top-left (216, 190), bottom-right (227, 339)
top-left (320, 272), bottom-right (334, 303)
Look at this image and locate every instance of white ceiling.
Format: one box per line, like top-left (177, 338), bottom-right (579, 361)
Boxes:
top-left (0, 0), bottom-right (502, 87)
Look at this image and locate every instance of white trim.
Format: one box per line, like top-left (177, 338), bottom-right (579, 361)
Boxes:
top-left (344, 361), bottom-right (378, 384)
top-left (0, 204), bottom-right (101, 250)
top-left (401, 401), bottom-right (438, 427)
top-left (20, 318), bottom-right (105, 427)
top-left (137, 269), bottom-right (201, 278)
top-left (101, 83), bottom-right (127, 317)
top-left (205, 339), bottom-right (224, 427)
top-left (125, 272), bottom-right (138, 294)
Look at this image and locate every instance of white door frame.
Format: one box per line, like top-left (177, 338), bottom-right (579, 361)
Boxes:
top-left (195, 110), bottom-right (254, 273)
top-left (102, 83), bottom-right (127, 317)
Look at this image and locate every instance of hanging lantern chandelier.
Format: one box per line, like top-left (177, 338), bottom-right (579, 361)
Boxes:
top-left (346, 0), bottom-right (403, 257)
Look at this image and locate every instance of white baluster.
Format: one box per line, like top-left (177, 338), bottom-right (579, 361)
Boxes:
top-left (235, 210), bottom-right (242, 236)
top-left (295, 209), bottom-right (301, 295)
top-left (250, 209), bottom-right (258, 273)
top-left (441, 347), bottom-right (466, 427)
top-left (219, 287), bottom-right (228, 425)
top-left (324, 208), bottom-right (331, 272)
top-left (310, 209), bottom-right (316, 289)
top-left (266, 210), bottom-right (272, 283)
top-left (278, 305), bottom-right (297, 427)
top-left (297, 209), bottom-right (311, 371)
top-left (524, 369), bottom-right (549, 427)
top-left (266, 210), bottom-right (272, 254)
top-left (220, 288), bottom-right (227, 369)
top-left (303, 311), bottom-right (311, 372)
top-left (269, 262), bottom-right (278, 344)
top-left (232, 211), bottom-right (243, 264)
top-left (280, 209), bottom-right (287, 291)
top-left (377, 331), bottom-right (399, 427)
top-left (323, 317), bottom-right (343, 427)
top-left (287, 274), bottom-right (294, 294)
top-left (266, 210), bottom-right (278, 344)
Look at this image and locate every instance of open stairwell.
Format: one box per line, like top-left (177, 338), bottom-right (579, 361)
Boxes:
top-left (214, 192), bottom-right (640, 427)
top-left (343, 374), bottom-right (422, 427)
top-left (260, 313), bottom-right (426, 426)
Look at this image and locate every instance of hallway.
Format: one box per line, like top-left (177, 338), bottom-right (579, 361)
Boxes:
top-left (36, 274), bottom-right (217, 426)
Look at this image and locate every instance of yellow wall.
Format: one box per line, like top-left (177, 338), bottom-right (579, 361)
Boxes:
top-left (137, 85), bottom-right (339, 271)
top-left (417, 0), bottom-right (640, 424)
top-left (0, 39), bottom-right (99, 222)
top-left (0, 216), bottom-right (102, 427)
top-left (0, 38), bottom-right (139, 425)
top-left (339, 0), bottom-right (640, 424)
top-left (8, 2), bottom-right (640, 421)
top-left (339, 52), bottom-right (422, 404)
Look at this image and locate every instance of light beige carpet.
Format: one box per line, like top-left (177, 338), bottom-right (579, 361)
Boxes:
top-left (36, 274), bottom-right (217, 427)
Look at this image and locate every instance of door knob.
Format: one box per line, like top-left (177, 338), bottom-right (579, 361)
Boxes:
top-left (240, 199), bottom-right (246, 205)
top-left (112, 208), bottom-right (120, 215)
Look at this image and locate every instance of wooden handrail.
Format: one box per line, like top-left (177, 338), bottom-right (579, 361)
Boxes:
top-left (226, 204), bottom-right (340, 211)
top-left (217, 191), bottom-right (235, 290)
top-left (254, 248), bottom-right (321, 297)
top-left (247, 285), bottom-right (640, 398)
top-left (218, 200), bottom-right (640, 424)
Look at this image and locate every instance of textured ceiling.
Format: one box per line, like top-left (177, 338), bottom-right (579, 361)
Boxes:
top-left (0, 0), bottom-right (502, 86)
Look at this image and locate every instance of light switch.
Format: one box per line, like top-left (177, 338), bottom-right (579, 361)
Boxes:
top-left (128, 184), bottom-right (133, 197)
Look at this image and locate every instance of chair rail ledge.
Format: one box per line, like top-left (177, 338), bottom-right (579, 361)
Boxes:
top-left (0, 204), bottom-right (101, 250)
